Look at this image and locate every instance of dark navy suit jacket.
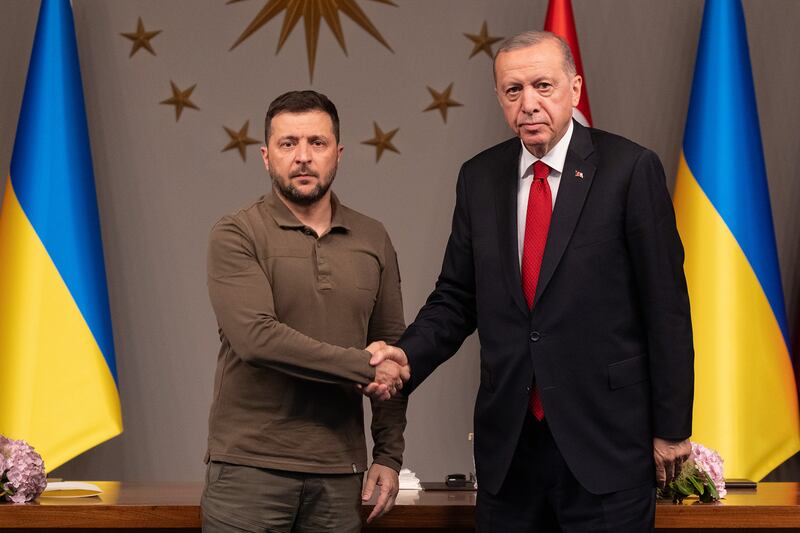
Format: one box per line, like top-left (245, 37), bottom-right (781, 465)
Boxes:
top-left (398, 121), bottom-right (694, 495)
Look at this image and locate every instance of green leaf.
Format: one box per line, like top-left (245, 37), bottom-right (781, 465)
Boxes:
top-left (705, 472), bottom-right (719, 500)
top-left (666, 484), bottom-right (685, 504)
top-left (689, 475), bottom-right (705, 495)
top-left (675, 478), bottom-right (693, 496)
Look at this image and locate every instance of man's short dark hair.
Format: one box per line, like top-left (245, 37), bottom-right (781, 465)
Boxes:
top-left (264, 90), bottom-right (340, 143)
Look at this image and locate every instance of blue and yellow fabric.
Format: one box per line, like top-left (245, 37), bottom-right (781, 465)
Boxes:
top-left (0, 0), bottom-right (122, 471)
top-left (674, 0), bottom-right (800, 480)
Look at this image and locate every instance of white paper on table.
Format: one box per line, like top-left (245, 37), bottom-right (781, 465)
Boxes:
top-left (394, 489), bottom-right (421, 505)
top-left (40, 481), bottom-right (103, 498)
top-left (398, 467), bottom-right (422, 490)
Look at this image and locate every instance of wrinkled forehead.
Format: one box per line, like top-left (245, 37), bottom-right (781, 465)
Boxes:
top-left (494, 41), bottom-right (570, 84)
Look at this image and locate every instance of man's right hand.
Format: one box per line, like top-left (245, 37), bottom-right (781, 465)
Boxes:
top-left (360, 342), bottom-right (411, 401)
top-left (367, 341), bottom-right (409, 367)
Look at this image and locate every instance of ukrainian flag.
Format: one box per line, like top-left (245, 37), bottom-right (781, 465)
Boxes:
top-left (0, 0), bottom-right (122, 470)
top-left (674, 0), bottom-right (800, 480)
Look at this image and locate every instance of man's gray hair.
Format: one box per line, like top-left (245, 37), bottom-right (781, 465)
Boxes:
top-left (492, 31), bottom-right (577, 83)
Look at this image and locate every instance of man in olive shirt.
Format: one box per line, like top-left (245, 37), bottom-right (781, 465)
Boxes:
top-left (201, 90), bottom-right (410, 532)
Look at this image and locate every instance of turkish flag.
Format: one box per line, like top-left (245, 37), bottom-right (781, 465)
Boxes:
top-left (544, 0), bottom-right (592, 126)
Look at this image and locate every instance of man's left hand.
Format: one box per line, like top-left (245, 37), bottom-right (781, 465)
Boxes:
top-left (362, 463), bottom-right (399, 523)
top-left (653, 437), bottom-right (691, 489)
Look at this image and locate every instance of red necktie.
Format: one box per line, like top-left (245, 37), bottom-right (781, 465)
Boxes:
top-left (521, 160), bottom-right (551, 420)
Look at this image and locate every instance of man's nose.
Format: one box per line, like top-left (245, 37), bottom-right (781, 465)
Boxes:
top-left (295, 140), bottom-right (311, 163)
top-left (520, 86), bottom-right (539, 115)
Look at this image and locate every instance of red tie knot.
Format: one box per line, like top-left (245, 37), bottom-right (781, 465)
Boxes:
top-left (533, 160), bottom-right (550, 181)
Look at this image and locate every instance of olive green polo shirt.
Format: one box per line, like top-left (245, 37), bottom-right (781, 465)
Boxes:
top-left (205, 192), bottom-right (407, 474)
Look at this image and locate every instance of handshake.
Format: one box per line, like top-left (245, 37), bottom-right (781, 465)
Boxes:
top-left (359, 341), bottom-right (410, 401)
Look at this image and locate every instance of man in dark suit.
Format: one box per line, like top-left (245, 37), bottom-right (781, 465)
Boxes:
top-left (369, 31), bottom-right (694, 531)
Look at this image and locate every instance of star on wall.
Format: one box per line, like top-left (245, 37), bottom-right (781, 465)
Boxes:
top-left (120, 17), bottom-right (162, 57)
top-left (464, 21), bottom-right (502, 59)
top-left (361, 122), bottom-right (399, 162)
top-left (222, 121), bottom-right (262, 161)
top-left (159, 82), bottom-right (199, 121)
top-left (228, 0), bottom-right (395, 80)
top-left (423, 83), bottom-right (463, 123)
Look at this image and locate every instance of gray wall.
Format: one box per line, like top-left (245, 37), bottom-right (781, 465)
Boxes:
top-left (1, 0), bottom-right (798, 483)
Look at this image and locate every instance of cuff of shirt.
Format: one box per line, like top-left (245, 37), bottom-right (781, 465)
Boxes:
top-left (371, 455), bottom-right (402, 473)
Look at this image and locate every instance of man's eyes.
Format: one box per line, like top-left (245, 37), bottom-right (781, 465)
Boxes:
top-left (504, 82), bottom-right (553, 98)
top-left (277, 139), bottom-right (328, 148)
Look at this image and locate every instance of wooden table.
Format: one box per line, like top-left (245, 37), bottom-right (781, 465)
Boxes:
top-left (0, 482), bottom-right (799, 531)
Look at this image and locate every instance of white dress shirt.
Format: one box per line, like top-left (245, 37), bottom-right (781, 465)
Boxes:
top-left (517, 120), bottom-right (574, 267)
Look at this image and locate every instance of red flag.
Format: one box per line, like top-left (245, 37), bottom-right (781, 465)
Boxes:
top-left (544, 0), bottom-right (592, 126)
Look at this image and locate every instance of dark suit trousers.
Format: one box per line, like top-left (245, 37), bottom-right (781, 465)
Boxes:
top-left (475, 413), bottom-right (655, 533)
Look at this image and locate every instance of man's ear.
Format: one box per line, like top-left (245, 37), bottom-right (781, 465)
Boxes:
top-left (260, 146), bottom-right (269, 171)
top-left (571, 75), bottom-right (583, 107)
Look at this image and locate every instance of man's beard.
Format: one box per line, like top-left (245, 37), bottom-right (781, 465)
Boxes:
top-left (270, 163), bottom-right (337, 206)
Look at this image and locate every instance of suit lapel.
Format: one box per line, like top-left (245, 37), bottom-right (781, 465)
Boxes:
top-left (495, 140), bottom-right (529, 316)
top-left (533, 121), bottom-right (596, 308)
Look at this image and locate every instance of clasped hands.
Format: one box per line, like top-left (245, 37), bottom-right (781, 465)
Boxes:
top-left (359, 341), bottom-right (410, 401)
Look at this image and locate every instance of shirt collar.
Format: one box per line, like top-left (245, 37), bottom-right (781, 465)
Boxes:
top-left (329, 194), bottom-right (350, 232)
top-left (264, 191), bottom-right (350, 233)
top-left (519, 119), bottom-right (574, 179)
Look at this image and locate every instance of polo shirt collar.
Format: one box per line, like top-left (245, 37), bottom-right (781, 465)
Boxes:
top-left (265, 190), bottom-right (350, 233)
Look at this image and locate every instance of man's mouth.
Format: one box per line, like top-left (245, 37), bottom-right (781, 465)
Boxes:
top-left (291, 171), bottom-right (319, 180)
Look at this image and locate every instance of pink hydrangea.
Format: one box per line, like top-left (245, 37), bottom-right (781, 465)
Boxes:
top-left (690, 442), bottom-right (726, 499)
top-left (0, 435), bottom-right (47, 503)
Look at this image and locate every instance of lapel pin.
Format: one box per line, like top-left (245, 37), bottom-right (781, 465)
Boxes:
top-left (575, 170), bottom-right (584, 179)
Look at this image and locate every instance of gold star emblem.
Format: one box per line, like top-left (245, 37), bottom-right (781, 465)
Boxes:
top-left (228, 0), bottom-right (395, 81)
top-left (464, 21), bottom-right (502, 59)
top-left (159, 81), bottom-right (199, 121)
top-left (222, 121), bottom-right (262, 162)
top-left (120, 17), bottom-right (162, 57)
top-left (361, 122), bottom-right (399, 162)
top-left (423, 83), bottom-right (463, 123)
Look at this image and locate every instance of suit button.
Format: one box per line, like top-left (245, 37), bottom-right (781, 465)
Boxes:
top-left (526, 385), bottom-right (531, 392)
top-left (529, 331), bottom-right (540, 342)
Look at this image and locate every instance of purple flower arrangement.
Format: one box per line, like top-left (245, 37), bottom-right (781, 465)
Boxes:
top-left (0, 435), bottom-right (47, 503)
top-left (659, 441), bottom-right (726, 503)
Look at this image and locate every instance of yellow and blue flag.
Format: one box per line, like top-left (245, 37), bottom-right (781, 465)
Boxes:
top-left (674, 0), bottom-right (800, 480)
top-left (0, 0), bottom-right (122, 470)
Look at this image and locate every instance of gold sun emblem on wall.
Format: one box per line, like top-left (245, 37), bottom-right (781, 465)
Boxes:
top-left (228, 0), bottom-right (395, 81)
